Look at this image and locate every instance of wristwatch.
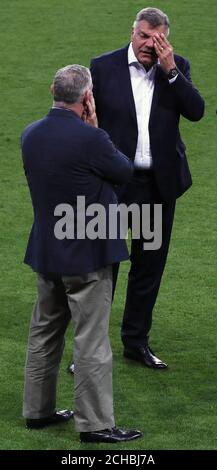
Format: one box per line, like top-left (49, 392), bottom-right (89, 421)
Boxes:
top-left (167, 67), bottom-right (179, 80)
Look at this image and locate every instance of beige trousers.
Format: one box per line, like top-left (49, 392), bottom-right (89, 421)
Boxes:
top-left (23, 266), bottom-right (115, 432)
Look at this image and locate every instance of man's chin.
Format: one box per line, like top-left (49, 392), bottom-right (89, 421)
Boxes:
top-left (139, 56), bottom-right (156, 68)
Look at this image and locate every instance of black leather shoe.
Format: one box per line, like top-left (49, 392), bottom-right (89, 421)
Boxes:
top-left (26, 410), bottom-right (74, 429)
top-left (67, 362), bottom-right (75, 374)
top-left (124, 345), bottom-right (167, 369)
top-left (80, 427), bottom-right (142, 443)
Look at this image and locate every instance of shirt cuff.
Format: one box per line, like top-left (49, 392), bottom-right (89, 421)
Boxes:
top-left (168, 74), bottom-right (179, 84)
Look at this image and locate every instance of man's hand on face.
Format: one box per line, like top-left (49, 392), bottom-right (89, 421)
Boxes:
top-left (153, 33), bottom-right (176, 74)
top-left (82, 91), bottom-right (98, 127)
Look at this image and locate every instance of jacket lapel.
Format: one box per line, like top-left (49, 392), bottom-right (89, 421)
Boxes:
top-left (113, 49), bottom-right (168, 127)
top-left (113, 46), bottom-right (137, 126)
top-left (150, 64), bottom-right (167, 122)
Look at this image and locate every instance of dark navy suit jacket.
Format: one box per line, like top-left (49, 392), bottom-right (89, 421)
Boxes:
top-left (21, 108), bottom-right (134, 275)
top-left (90, 46), bottom-right (205, 202)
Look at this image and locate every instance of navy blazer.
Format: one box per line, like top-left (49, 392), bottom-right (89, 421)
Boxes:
top-left (21, 108), bottom-right (134, 275)
top-left (90, 45), bottom-right (205, 202)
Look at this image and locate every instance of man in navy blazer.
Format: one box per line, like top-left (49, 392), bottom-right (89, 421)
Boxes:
top-left (90, 7), bottom-right (205, 369)
top-left (21, 64), bottom-right (142, 443)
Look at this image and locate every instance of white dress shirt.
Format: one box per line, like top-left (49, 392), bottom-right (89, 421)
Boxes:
top-left (128, 43), bottom-right (156, 169)
top-left (128, 43), bottom-right (178, 169)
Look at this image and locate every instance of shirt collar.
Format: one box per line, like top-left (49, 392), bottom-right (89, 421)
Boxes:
top-left (128, 42), bottom-right (159, 77)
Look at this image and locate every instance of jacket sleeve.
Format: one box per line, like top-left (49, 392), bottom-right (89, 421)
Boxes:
top-left (90, 59), bottom-right (98, 97)
top-left (90, 58), bottom-right (101, 116)
top-left (170, 59), bottom-right (205, 121)
top-left (89, 127), bottom-right (134, 185)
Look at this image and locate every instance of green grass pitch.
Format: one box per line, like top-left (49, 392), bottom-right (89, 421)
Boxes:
top-left (0, 0), bottom-right (216, 450)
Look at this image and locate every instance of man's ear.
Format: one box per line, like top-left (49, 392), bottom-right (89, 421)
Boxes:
top-left (83, 90), bottom-right (91, 106)
top-left (131, 27), bottom-right (134, 41)
top-left (50, 83), bottom-right (54, 96)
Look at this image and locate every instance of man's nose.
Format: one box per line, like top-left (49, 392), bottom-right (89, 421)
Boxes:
top-left (145, 37), bottom-right (154, 48)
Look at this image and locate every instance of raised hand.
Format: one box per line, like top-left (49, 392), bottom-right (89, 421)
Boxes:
top-left (82, 92), bottom-right (98, 127)
top-left (153, 33), bottom-right (176, 74)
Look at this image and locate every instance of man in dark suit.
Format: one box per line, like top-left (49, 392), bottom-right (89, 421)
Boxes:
top-left (90, 7), bottom-right (205, 369)
top-left (21, 64), bottom-right (142, 443)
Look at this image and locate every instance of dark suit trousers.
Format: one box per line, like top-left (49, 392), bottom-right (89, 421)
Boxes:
top-left (113, 170), bottom-right (176, 348)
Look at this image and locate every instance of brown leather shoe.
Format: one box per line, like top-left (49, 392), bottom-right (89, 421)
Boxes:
top-left (80, 427), bottom-right (142, 443)
top-left (26, 410), bottom-right (74, 429)
top-left (124, 345), bottom-right (167, 369)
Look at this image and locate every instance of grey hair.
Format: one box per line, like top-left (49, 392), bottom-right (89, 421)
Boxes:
top-left (53, 64), bottom-right (92, 104)
top-left (134, 7), bottom-right (169, 30)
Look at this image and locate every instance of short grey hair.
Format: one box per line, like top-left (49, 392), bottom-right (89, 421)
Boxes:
top-left (134, 7), bottom-right (169, 29)
top-left (53, 64), bottom-right (92, 104)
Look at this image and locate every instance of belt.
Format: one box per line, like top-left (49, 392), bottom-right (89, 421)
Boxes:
top-left (134, 168), bottom-right (154, 175)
